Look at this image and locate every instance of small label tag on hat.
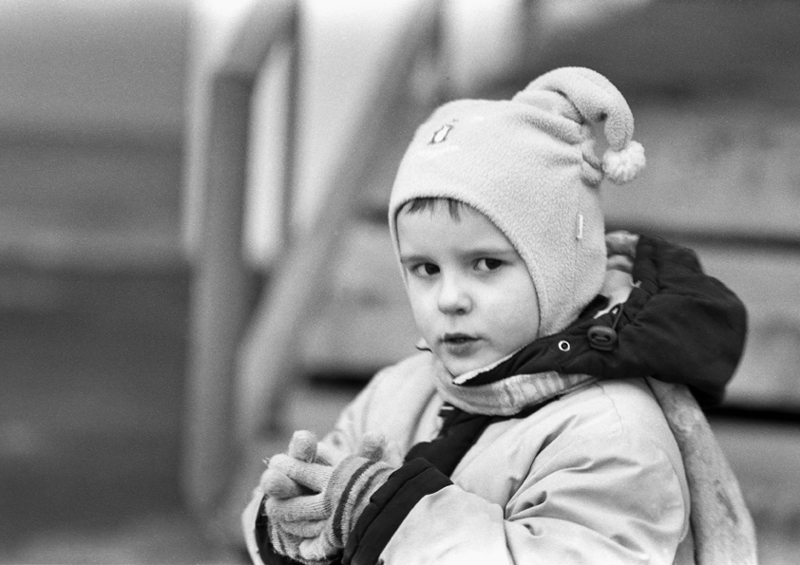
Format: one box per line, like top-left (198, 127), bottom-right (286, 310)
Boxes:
top-left (430, 124), bottom-right (453, 144)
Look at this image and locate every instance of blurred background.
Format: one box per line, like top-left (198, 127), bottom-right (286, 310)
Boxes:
top-left (1, 0), bottom-right (799, 563)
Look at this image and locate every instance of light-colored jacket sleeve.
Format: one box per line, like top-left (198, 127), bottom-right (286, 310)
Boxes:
top-left (380, 430), bottom-right (688, 565)
top-left (242, 486), bottom-right (267, 565)
top-left (241, 361), bottom-right (436, 565)
top-left (320, 362), bottom-right (442, 458)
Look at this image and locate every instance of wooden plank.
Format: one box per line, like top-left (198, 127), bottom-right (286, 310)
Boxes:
top-left (183, 0), bottom-right (301, 516)
top-left (299, 222), bottom-right (418, 375)
top-left (602, 100), bottom-right (800, 239)
top-left (712, 421), bottom-right (800, 559)
top-left (0, 136), bottom-right (182, 271)
top-left (182, 0), bottom-right (300, 527)
top-left (697, 246), bottom-right (800, 409)
top-left (529, 2), bottom-right (800, 103)
top-left (0, 0), bottom-right (186, 139)
top-left (215, 0), bottom-right (296, 78)
top-left (183, 76), bottom-right (256, 514)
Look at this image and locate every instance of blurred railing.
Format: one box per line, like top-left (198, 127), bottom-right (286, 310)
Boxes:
top-left (183, 0), bottom-right (445, 520)
top-left (183, 0), bottom-right (299, 515)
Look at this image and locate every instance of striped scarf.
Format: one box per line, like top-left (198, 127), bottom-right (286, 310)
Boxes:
top-left (431, 351), bottom-right (596, 417)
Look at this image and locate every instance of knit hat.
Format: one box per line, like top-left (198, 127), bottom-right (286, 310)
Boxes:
top-left (389, 67), bottom-right (645, 338)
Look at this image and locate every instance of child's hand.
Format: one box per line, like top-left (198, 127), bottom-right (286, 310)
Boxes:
top-left (260, 431), bottom-right (344, 500)
top-left (257, 431), bottom-right (341, 562)
top-left (266, 520), bottom-right (327, 565)
top-left (263, 432), bottom-right (397, 562)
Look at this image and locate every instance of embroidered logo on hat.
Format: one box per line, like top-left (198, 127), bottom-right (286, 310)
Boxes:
top-left (430, 124), bottom-right (453, 144)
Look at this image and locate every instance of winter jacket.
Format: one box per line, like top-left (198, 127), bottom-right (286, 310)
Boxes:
top-left (244, 235), bottom-right (753, 565)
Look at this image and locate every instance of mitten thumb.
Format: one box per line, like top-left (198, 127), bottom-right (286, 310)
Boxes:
top-left (357, 433), bottom-right (403, 467)
top-left (269, 454), bottom-right (333, 494)
top-left (288, 430), bottom-right (318, 462)
top-left (357, 433), bottom-right (387, 461)
top-left (260, 467), bottom-right (305, 499)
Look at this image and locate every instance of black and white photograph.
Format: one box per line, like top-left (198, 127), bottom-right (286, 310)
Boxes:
top-left (1, 1), bottom-right (798, 563)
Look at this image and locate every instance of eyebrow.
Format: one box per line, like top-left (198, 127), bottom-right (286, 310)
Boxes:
top-left (399, 248), bottom-right (518, 265)
top-left (398, 254), bottom-right (430, 266)
top-left (466, 247), bottom-right (517, 257)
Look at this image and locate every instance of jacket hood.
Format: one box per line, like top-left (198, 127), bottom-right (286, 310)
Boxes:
top-left (447, 234), bottom-right (748, 409)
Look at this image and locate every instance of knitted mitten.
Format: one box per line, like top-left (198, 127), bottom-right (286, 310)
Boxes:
top-left (260, 431), bottom-right (345, 501)
top-left (266, 520), bottom-right (327, 565)
top-left (254, 431), bottom-right (346, 564)
top-left (264, 433), bottom-right (397, 563)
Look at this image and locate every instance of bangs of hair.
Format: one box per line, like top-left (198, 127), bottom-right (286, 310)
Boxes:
top-left (400, 197), bottom-right (465, 220)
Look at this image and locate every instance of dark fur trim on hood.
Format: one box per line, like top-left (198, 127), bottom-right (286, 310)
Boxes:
top-left (463, 235), bottom-right (748, 406)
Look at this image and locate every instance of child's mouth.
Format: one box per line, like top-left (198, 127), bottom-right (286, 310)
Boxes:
top-left (442, 333), bottom-right (476, 344)
top-left (440, 334), bottom-right (479, 354)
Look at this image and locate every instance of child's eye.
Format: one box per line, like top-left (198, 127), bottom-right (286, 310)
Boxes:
top-left (475, 258), bottom-right (503, 272)
top-left (411, 263), bottom-right (440, 277)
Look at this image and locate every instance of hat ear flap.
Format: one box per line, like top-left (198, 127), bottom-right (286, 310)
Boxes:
top-left (521, 67), bottom-right (645, 185)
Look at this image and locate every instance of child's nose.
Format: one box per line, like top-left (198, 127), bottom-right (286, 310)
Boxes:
top-left (437, 275), bottom-right (472, 315)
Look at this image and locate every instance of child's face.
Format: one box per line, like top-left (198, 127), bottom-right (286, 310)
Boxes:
top-left (396, 203), bottom-right (540, 377)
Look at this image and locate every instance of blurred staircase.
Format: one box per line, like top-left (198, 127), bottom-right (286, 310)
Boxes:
top-left (293, 0), bottom-right (800, 415)
top-left (292, 0), bottom-right (800, 412)
top-left (189, 2), bottom-right (800, 560)
top-left (0, 1), bottom-right (188, 277)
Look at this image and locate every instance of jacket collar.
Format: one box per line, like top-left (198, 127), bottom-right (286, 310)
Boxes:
top-left (429, 234), bottom-right (747, 413)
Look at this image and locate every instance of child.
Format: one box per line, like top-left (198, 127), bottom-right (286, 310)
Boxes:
top-left (243, 67), bottom-right (754, 564)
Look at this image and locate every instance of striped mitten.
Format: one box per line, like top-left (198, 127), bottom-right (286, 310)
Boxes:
top-left (257, 431), bottom-right (341, 564)
top-left (265, 436), bottom-right (396, 563)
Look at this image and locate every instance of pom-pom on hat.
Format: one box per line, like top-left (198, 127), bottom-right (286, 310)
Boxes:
top-left (389, 67), bottom-right (645, 338)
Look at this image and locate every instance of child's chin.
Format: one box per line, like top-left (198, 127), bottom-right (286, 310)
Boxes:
top-left (442, 356), bottom-right (493, 379)
top-left (438, 344), bottom-right (490, 376)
